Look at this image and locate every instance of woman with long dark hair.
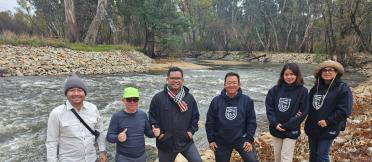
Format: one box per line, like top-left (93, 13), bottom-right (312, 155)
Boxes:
top-left (305, 60), bottom-right (352, 162)
top-left (265, 63), bottom-right (309, 162)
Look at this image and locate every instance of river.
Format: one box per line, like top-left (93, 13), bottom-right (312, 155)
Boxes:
top-left (0, 63), bottom-right (364, 161)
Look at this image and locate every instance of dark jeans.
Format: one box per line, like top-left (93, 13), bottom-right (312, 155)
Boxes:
top-left (308, 137), bottom-right (334, 162)
top-left (115, 152), bottom-right (146, 162)
top-left (158, 143), bottom-right (202, 162)
top-left (215, 143), bottom-right (257, 162)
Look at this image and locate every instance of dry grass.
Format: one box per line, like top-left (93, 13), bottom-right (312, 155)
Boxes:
top-left (331, 93), bottom-right (372, 162)
top-left (0, 31), bottom-right (137, 51)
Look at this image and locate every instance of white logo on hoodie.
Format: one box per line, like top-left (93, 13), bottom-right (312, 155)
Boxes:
top-left (278, 98), bottom-right (291, 112)
top-left (313, 95), bottom-right (324, 110)
top-left (225, 106), bottom-right (237, 120)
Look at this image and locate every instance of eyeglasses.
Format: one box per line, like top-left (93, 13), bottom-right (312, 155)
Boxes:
top-left (125, 97), bottom-right (139, 102)
top-left (321, 68), bottom-right (336, 73)
top-left (225, 81), bottom-right (239, 86)
top-left (169, 77), bottom-right (182, 81)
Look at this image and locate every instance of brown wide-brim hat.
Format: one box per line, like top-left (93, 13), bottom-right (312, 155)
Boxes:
top-left (314, 60), bottom-right (344, 77)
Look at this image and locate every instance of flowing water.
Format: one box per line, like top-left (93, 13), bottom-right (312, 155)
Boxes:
top-left (0, 63), bottom-right (364, 161)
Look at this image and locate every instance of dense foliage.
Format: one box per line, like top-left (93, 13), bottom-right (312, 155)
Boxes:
top-left (0, 0), bottom-right (371, 60)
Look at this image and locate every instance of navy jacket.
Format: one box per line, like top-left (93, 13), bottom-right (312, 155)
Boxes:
top-left (106, 109), bottom-right (154, 158)
top-left (305, 79), bottom-right (353, 139)
top-left (265, 84), bottom-right (308, 139)
top-left (206, 88), bottom-right (257, 146)
top-left (148, 86), bottom-right (199, 152)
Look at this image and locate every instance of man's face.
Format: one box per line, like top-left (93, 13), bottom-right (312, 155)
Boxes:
top-left (224, 76), bottom-right (240, 96)
top-left (66, 88), bottom-right (85, 105)
top-left (166, 71), bottom-right (184, 92)
top-left (122, 97), bottom-right (139, 111)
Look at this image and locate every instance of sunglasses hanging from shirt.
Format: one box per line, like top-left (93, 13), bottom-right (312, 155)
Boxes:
top-left (70, 108), bottom-right (100, 138)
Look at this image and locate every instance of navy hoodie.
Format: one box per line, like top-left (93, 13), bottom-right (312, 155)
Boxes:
top-left (265, 84), bottom-right (308, 139)
top-left (305, 79), bottom-right (352, 139)
top-left (206, 88), bottom-right (257, 146)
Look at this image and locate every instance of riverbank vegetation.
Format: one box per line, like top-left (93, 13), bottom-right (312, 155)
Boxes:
top-left (0, 31), bottom-right (137, 52)
top-left (0, 0), bottom-right (371, 63)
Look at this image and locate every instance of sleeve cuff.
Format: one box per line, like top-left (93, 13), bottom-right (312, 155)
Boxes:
top-left (245, 136), bottom-right (254, 143)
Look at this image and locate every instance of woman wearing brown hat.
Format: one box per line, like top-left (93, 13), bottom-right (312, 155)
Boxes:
top-left (304, 60), bottom-right (353, 162)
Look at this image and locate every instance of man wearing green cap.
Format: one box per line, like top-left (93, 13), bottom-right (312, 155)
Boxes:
top-left (107, 86), bottom-right (160, 162)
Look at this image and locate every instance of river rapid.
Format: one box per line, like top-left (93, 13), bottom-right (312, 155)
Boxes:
top-left (0, 63), bottom-right (364, 161)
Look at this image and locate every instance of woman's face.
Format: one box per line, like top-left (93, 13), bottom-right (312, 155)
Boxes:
top-left (321, 67), bottom-right (337, 81)
top-left (283, 69), bottom-right (297, 85)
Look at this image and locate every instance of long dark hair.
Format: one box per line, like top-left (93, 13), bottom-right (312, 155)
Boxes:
top-left (277, 63), bottom-right (304, 86)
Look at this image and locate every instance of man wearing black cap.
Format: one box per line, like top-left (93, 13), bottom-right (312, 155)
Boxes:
top-left (46, 72), bottom-right (107, 162)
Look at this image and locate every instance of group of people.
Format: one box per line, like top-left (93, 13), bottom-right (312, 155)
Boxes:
top-left (46, 60), bottom-right (352, 162)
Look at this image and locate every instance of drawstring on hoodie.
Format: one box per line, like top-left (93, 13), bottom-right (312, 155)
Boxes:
top-left (313, 76), bottom-right (336, 110)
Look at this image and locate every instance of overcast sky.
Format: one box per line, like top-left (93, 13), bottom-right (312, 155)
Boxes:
top-left (0, 0), bottom-right (19, 13)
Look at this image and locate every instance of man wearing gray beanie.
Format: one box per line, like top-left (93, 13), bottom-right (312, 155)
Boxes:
top-left (63, 72), bottom-right (87, 96)
top-left (46, 72), bottom-right (108, 162)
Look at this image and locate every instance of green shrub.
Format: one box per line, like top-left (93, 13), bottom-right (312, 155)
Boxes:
top-left (314, 52), bottom-right (329, 63)
top-left (313, 41), bottom-right (329, 63)
top-left (160, 35), bottom-right (184, 52)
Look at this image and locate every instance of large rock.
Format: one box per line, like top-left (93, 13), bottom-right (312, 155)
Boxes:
top-left (0, 45), bottom-right (154, 76)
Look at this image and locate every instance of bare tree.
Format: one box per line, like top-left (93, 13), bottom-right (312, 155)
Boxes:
top-left (298, 0), bottom-right (314, 52)
top-left (260, 9), bottom-right (280, 51)
top-left (64, 0), bottom-right (80, 42)
top-left (84, 0), bottom-right (108, 44)
top-left (349, 0), bottom-right (372, 53)
top-left (325, 0), bottom-right (336, 55)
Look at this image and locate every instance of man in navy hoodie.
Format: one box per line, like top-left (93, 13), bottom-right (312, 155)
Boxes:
top-left (206, 72), bottom-right (257, 162)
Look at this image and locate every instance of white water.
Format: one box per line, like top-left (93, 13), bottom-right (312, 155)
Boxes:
top-left (0, 63), bottom-right (364, 161)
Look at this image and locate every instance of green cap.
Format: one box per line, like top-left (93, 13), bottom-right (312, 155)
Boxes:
top-left (122, 87), bottom-right (140, 98)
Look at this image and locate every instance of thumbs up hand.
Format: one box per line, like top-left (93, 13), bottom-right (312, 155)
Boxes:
top-left (152, 125), bottom-right (160, 137)
top-left (118, 128), bottom-right (127, 142)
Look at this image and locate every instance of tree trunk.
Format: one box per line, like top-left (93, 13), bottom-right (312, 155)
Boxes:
top-left (350, 0), bottom-right (372, 53)
top-left (144, 26), bottom-right (156, 58)
top-left (261, 9), bottom-right (280, 51)
top-left (285, 14), bottom-right (294, 51)
top-left (255, 27), bottom-right (266, 50)
top-left (298, 0), bottom-right (314, 52)
top-left (325, 0), bottom-right (336, 55)
top-left (149, 29), bottom-right (155, 58)
top-left (107, 17), bottom-right (118, 44)
top-left (48, 22), bottom-right (61, 37)
top-left (198, 7), bottom-right (206, 39)
top-left (298, 16), bottom-right (314, 52)
top-left (64, 0), bottom-right (80, 42)
top-left (84, 0), bottom-right (108, 44)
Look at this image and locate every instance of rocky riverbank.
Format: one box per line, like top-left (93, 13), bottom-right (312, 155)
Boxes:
top-left (188, 51), bottom-right (316, 64)
top-left (0, 45), bottom-right (153, 77)
top-left (0, 46), bottom-right (320, 77)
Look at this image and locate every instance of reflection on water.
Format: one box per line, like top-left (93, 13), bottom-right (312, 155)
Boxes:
top-left (0, 63), bottom-right (364, 161)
